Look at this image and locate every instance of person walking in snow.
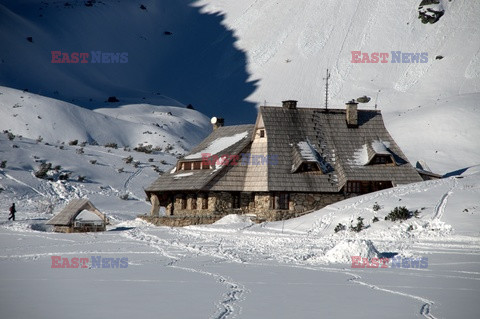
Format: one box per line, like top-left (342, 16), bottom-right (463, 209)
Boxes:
top-left (8, 203), bottom-right (16, 221)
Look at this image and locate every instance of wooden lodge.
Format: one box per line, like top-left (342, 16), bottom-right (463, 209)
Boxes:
top-left (144, 100), bottom-right (422, 224)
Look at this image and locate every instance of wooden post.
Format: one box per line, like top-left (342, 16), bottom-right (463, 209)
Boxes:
top-left (150, 194), bottom-right (160, 217)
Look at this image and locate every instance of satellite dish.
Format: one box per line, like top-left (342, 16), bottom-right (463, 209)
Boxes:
top-left (211, 117), bottom-right (218, 124)
top-left (356, 96), bottom-right (371, 103)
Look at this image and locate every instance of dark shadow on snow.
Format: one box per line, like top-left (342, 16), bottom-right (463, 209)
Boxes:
top-left (443, 167), bottom-right (469, 178)
top-left (378, 252), bottom-right (398, 259)
top-left (108, 226), bottom-right (135, 232)
top-left (0, 0), bottom-right (259, 124)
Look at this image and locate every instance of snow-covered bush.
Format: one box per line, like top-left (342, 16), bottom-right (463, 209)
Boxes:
top-left (385, 206), bottom-right (419, 222)
top-left (134, 144), bottom-right (153, 154)
top-left (105, 142), bottom-right (118, 149)
top-left (350, 217), bottom-right (365, 232)
top-left (334, 223), bottom-right (346, 233)
top-left (34, 163), bottom-right (52, 179)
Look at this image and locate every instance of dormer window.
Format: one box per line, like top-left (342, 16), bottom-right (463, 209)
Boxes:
top-left (260, 130), bottom-right (265, 138)
top-left (372, 155), bottom-right (393, 165)
top-left (292, 140), bottom-right (333, 174)
top-left (298, 162), bottom-right (320, 172)
top-left (179, 161), bottom-right (210, 171)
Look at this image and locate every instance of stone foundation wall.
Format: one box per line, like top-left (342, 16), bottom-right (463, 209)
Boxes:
top-left (139, 215), bottom-right (224, 227)
top-left (290, 193), bottom-right (345, 213)
top-left (149, 191), bottom-right (347, 224)
top-left (53, 226), bottom-right (73, 233)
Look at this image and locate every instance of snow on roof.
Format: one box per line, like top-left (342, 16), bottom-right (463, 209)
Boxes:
top-left (351, 144), bottom-right (369, 166)
top-left (371, 140), bottom-right (391, 155)
top-left (296, 140), bottom-right (332, 173)
top-left (184, 131), bottom-right (249, 159)
top-left (173, 172), bottom-right (194, 179)
top-left (297, 141), bottom-right (318, 161)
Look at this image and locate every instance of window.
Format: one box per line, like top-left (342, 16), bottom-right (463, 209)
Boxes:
top-left (191, 195), bottom-right (197, 210)
top-left (260, 129), bottom-right (265, 138)
top-left (270, 193), bottom-right (289, 210)
top-left (181, 195), bottom-right (187, 209)
top-left (372, 155), bottom-right (393, 165)
top-left (232, 192), bottom-right (241, 209)
top-left (346, 182), bottom-right (361, 193)
top-left (201, 194), bottom-right (208, 209)
top-left (302, 163), bottom-right (319, 172)
top-left (202, 162), bottom-right (210, 169)
top-left (193, 161), bottom-right (201, 170)
top-left (183, 162), bottom-right (192, 171)
top-left (278, 193), bottom-right (289, 210)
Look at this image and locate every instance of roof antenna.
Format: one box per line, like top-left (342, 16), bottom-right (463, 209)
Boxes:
top-left (374, 90), bottom-right (381, 110)
top-left (323, 68), bottom-right (330, 110)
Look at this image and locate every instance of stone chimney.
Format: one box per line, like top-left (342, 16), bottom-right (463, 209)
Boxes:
top-left (282, 100), bottom-right (297, 109)
top-left (211, 117), bottom-right (224, 130)
top-left (346, 100), bottom-right (358, 128)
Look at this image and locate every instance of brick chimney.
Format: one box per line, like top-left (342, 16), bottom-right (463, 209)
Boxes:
top-left (282, 100), bottom-right (297, 109)
top-left (211, 117), bottom-right (224, 130)
top-left (346, 100), bottom-right (358, 128)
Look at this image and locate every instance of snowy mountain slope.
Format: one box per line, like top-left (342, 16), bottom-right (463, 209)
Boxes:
top-left (0, 0), bottom-right (257, 122)
top-left (264, 172), bottom-right (480, 238)
top-left (198, 0), bottom-right (480, 107)
top-left (0, 132), bottom-right (178, 221)
top-left (389, 93), bottom-right (480, 174)
top-left (0, 86), bottom-right (211, 152)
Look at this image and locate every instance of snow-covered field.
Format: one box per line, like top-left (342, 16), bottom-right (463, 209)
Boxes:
top-left (1, 128), bottom-right (479, 318)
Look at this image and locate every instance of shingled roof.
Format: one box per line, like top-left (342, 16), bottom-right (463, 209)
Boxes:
top-left (145, 104), bottom-right (422, 194)
top-left (145, 124), bottom-right (254, 192)
top-left (260, 106), bottom-right (422, 192)
top-left (47, 199), bottom-right (107, 226)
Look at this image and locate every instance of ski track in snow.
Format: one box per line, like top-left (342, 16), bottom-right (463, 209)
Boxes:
top-left (346, 271), bottom-right (437, 319)
top-left (124, 167), bottom-right (142, 189)
top-left (0, 171), bottom-right (46, 197)
top-left (243, 261), bottom-right (439, 319)
top-left (121, 227), bottom-right (246, 318)
top-left (432, 178), bottom-right (458, 221)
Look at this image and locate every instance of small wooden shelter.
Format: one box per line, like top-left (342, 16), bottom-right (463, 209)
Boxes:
top-left (47, 199), bottom-right (108, 233)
